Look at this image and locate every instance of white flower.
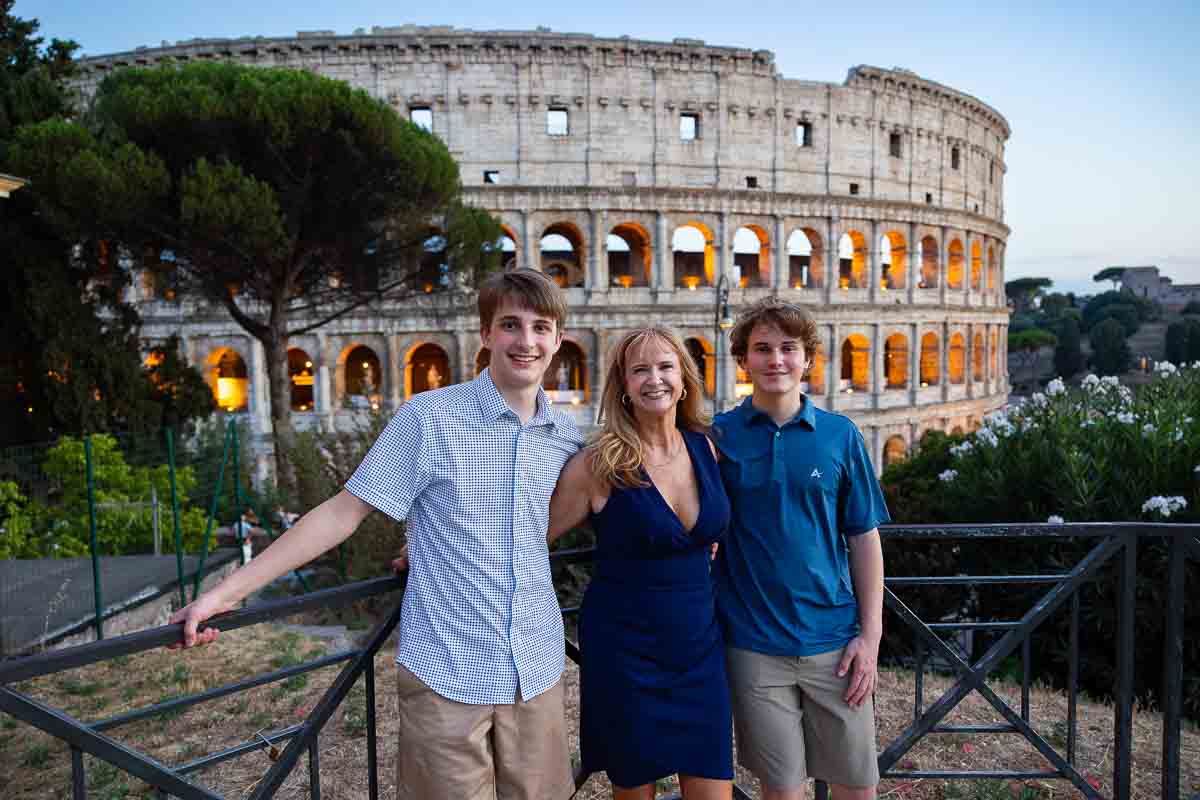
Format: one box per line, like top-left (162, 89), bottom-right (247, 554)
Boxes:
top-left (1046, 515), bottom-right (1065, 524)
top-left (1101, 375), bottom-right (1120, 387)
top-left (1173, 429), bottom-right (1184, 442)
top-left (1116, 412), bottom-right (1135, 425)
top-left (1046, 378), bottom-right (1066, 396)
top-left (950, 441), bottom-right (974, 457)
top-left (939, 469), bottom-right (959, 482)
top-left (1030, 392), bottom-right (1047, 407)
top-left (976, 428), bottom-right (999, 447)
top-left (1142, 496), bottom-right (1188, 518)
top-left (1194, 464), bottom-right (1200, 474)
top-left (1186, 417), bottom-right (1194, 425)
top-left (1143, 423), bottom-right (1156, 434)
top-left (1081, 374), bottom-right (1100, 390)
top-left (1155, 361), bottom-right (1178, 376)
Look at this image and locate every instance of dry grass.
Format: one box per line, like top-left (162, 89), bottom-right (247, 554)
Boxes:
top-left (1, 626), bottom-right (1196, 799)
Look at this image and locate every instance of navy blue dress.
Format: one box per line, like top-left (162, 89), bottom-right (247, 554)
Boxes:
top-left (579, 429), bottom-right (733, 788)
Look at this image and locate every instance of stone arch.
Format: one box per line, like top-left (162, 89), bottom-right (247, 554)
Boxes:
top-left (973, 331), bottom-right (985, 381)
top-left (672, 222), bottom-right (715, 288)
top-left (838, 230), bottom-right (868, 289)
top-left (947, 238), bottom-right (965, 289)
top-left (991, 328), bottom-right (999, 378)
top-left (970, 240), bottom-right (983, 290)
top-left (546, 338), bottom-right (588, 403)
top-left (732, 224), bottom-right (770, 287)
top-left (987, 244), bottom-right (997, 291)
top-left (883, 435), bottom-right (907, 467)
top-left (840, 333), bottom-right (870, 391)
top-left (498, 224), bottom-right (519, 271)
top-left (287, 347), bottom-right (315, 411)
top-left (205, 347), bottom-right (249, 412)
top-left (683, 336), bottom-right (715, 396)
top-left (406, 342), bottom-right (451, 398)
top-left (884, 333), bottom-right (908, 388)
top-left (339, 343), bottom-right (383, 410)
top-left (540, 221), bottom-right (586, 288)
top-left (608, 222), bottom-right (652, 288)
top-left (920, 235), bottom-right (940, 288)
top-left (787, 227), bottom-right (824, 289)
top-left (920, 332), bottom-right (940, 386)
top-left (948, 332), bottom-right (966, 384)
top-left (880, 230), bottom-right (908, 290)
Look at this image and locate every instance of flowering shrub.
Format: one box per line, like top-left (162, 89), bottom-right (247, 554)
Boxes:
top-left (882, 363), bottom-right (1200, 717)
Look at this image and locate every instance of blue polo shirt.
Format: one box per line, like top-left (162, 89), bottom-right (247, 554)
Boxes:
top-left (712, 396), bottom-right (890, 657)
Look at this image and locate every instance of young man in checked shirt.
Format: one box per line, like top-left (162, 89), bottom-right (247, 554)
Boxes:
top-left (171, 269), bottom-right (583, 800)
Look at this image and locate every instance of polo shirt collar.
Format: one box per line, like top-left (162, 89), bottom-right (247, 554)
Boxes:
top-left (475, 368), bottom-right (556, 428)
top-left (735, 394), bottom-right (817, 431)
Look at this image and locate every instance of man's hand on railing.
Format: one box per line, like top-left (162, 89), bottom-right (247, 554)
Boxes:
top-left (390, 545), bottom-right (409, 574)
top-left (167, 592), bottom-right (238, 650)
top-left (837, 633), bottom-right (880, 709)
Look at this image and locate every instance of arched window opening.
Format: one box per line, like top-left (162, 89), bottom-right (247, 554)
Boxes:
top-left (684, 337), bottom-right (714, 396)
top-left (409, 343), bottom-right (450, 397)
top-left (883, 436), bottom-right (907, 467)
top-left (973, 333), bottom-right (985, 381)
top-left (210, 349), bottom-right (248, 412)
top-left (673, 224), bottom-right (714, 289)
top-left (949, 333), bottom-right (966, 384)
top-left (807, 347), bottom-right (826, 395)
top-left (987, 246), bottom-right (997, 290)
top-left (990, 329), bottom-right (999, 378)
top-left (288, 348), bottom-right (315, 411)
top-left (970, 241), bottom-right (983, 291)
top-left (345, 345), bottom-right (382, 410)
top-left (545, 341), bottom-right (586, 403)
top-left (947, 239), bottom-right (965, 289)
top-left (884, 334), bottom-right (908, 388)
top-left (920, 333), bottom-right (940, 386)
top-left (608, 224), bottom-right (652, 288)
top-left (880, 231), bottom-right (907, 290)
top-left (787, 229), bottom-right (823, 289)
top-left (920, 236), bottom-right (939, 288)
top-left (733, 226), bottom-right (770, 288)
top-left (838, 232), bottom-right (867, 289)
top-left (840, 334), bottom-right (870, 391)
top-left (540, 223), bottom-right (585, 287)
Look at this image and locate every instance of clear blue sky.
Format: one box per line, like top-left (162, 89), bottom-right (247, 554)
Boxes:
top-left (17, 0), bottom-right (1200, 296)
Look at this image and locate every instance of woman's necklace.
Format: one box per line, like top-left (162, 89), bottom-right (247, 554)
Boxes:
top-left (643, 435), bottom-right (685, 468)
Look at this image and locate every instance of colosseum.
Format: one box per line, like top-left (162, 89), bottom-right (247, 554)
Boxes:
top-left (73, 26), bottom-right (1012, 473)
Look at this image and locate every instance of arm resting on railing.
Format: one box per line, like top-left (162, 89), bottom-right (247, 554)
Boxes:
top-left (168, 489), bottom-right (375, 648)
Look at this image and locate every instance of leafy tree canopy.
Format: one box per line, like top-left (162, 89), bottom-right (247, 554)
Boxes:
top-left (1005, 277), bottom-right (1052, 313)
top-left (1008, 328), bottom-right (1058, 352)
top-left (1092, 266), bottom-right (1126, 288)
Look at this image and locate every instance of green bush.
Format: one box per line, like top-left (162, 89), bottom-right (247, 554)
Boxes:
top-left (1053, 317), bottom-right (1085, 379)
top-left (1089, 317), bottom-right (1131, 375)
top-left (882, 365), bottom-right (1200, 717)
top-left (1165, 319), bottom-right (1200, 366)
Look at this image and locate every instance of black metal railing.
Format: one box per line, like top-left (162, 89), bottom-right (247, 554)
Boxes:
top-left (1, 523), bottom-right (1196, 799)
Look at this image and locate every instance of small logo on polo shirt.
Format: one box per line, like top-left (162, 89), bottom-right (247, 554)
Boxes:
top-left (810, 467), bottom-right (823, 479)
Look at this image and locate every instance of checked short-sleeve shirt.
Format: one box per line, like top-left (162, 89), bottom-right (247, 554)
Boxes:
top-left (345, 368), bottom-right (583, 704)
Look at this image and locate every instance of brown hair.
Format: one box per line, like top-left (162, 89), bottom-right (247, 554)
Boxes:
top-left (477, 268), bottom-right (568, 332)
top-left (729, 297), bottom-right (821, 361)
top-left (588, 327), bottom-right (710, 489)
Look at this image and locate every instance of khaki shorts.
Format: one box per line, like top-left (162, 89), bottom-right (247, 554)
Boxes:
top-left (395, 664), bottom-right (575, 800)
top-left (726, 647), bottom-right (879, 790)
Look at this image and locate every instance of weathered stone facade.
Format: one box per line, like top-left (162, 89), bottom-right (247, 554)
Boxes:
top-left (74, 27), bottom-right (1013, 473)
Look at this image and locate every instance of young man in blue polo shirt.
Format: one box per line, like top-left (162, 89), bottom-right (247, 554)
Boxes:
top-left (713, 298), bottom-right (889, 800)
top-left (170, 269), bottom-right (583, 800)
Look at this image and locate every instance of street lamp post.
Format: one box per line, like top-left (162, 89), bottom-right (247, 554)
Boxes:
top-left (713, 274), bottom-right (734, 414)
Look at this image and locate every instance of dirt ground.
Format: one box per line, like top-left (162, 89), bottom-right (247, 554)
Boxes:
top-left (1, 624), bottom-right (1195, 799)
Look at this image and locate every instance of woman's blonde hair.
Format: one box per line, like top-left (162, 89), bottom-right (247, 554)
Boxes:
top-left (589, 326), bottom-right (710, 488)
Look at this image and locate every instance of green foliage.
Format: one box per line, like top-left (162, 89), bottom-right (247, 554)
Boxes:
top-left (1008, 328), bottom-right (1057, 352)
top-left (1183, 300), bottom-right (1200, 316)
top-left (1082, 290), bottom-right (1156, 332)
top-left (882, 366), bottom-right (1200, 717)
top-left (1092, 266), bottom-right (1126, 287)
top-left (1165, 319), bottom-right (1200, 366)
top-left (0, 434), bottom-right (210, 558)
top-left (1090, 317), bottom-right (1131, 376)
top-left (1053, 317), bottom-right (1085, 379)
top-left (1004, 277), bottom-right (1052, 313)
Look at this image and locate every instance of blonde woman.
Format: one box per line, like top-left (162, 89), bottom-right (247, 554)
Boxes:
top-left (550, 327), bottom-right (732, 800)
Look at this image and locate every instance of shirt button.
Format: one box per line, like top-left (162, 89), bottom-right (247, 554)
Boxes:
top-left (774, 431), bottom-right (781, 438)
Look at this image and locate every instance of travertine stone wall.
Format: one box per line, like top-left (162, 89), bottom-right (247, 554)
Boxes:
top-left (73, 27), bottom-right (1013, 473)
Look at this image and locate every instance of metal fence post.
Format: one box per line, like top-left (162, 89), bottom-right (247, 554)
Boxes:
top-left (152, 486), bottom-right (161, 556)
top-left (166, 428), bottom-right (186, 608)
top-left (1162, 532), bottom-right (1185, 800)
top-left (192, 422), bottom-right (233, 602)
top-left (1114, 532), bottom-right (1137, 800)
top-left (84, 436), bottom-right (104, 640)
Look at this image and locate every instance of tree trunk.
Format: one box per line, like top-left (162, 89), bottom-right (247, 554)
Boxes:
top-left (263, 299), bottom-right (296, 491)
